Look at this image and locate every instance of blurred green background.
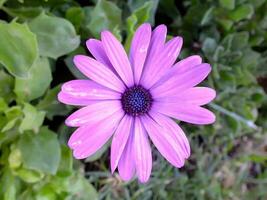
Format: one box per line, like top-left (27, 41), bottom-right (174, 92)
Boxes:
top-left (0, 0), bottom-right (267, 199)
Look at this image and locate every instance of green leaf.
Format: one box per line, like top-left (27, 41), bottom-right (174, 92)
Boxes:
top-left (18, 127), bottom-right (61, 174)
top-left (35, 185), bottom-right (57, 200)
top-left (128, 0), bottom-right (159, 24)
top-left (219, 0), bottom-right (235, 10)
top-left (0, 98), bottom-right (8, 112)
top-left (2, 6), bottom-right (42, 20)
top-left (14, 57), bottom-right (52, 101)
top-left (19, 103), bottom-right (45, 133)
top-left (229, 4), bottom-right (254, 22)
top-left (202, 37), bottom-right (217, 58)
top-left (87, 0), bottom-right (122, 38)
top-left (28, 13), bottom-right (80, 59)
top-left (0, 0), bottom-right (6, 8)
top-left (8, 147), bottom-right (22, 169)
top-left (0, 21), bottom-right (38, 77)
top-left (0, 169), bottom-right (16, 200)
top-left (57, 145), bottom-right (73, 177)
top-left (2, 106), bottom-right (22, 132)
top-left (66, 6), bottom-right (85, 31)
top-left (67, 174), bottom-right (98, 200)
top-left (37, 85), bottom-right (69, 120)
top-left (0, 70), bottom-right (14, 102)
top-left (14, 168), bottom-right (44, 183)
top-left (125, 1), bottom-right (153, 51)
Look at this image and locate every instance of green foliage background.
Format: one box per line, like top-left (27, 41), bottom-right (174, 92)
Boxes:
top-left (0, 0), bottom-right (267, 199)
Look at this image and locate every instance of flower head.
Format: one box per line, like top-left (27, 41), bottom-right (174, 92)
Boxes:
top-left (58, 23), bottom-right (216, 183)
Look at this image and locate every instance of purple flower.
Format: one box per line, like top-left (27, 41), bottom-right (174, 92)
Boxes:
top-left (58, 23), bottom-right (216, 183)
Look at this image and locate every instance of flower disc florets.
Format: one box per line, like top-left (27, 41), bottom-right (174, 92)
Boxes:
top-left (121, 85), bottom-right (152, 116)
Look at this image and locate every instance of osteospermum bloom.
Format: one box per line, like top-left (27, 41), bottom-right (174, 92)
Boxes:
top-left (58, 23), bottom-right (216, 183)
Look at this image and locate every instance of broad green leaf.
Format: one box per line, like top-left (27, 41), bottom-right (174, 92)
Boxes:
top-left (67, 174), bottom-right (98, 200)
top-left (8, 147), bottom-right (22, 169)
top-left (87, 0), bottom-right (122, 37)
top-left (128, 0), bottom-right (159, 24)
top-left (19, 103), bottom-right (45, 133)
top-left (66, 6), bottom-right (85, 31)
top-left (219, 0), bottom-right (235, 10)
top-left (229, 4), bottom-right (254, 22)
top-left (2, 6), bottom-right (42, 20)
top-left (0, 70), bottom-right (14, 103)
top-left (0, 169), bottom-right (16, 200)
top-left (64, 46), bottom-right (87, 79)
top-left (37, 85), bottom-right (70, 120)
top-left (0, 0), bottom-right (6, 8)
top-left (14, 57), bottom-right (52, 101)
top-left (35, 187), bottom-right (57, 200)
top-left (29, 13), bottom-right (80, 59)
top-left (18, 127), bottom-right (61, 174)
top-left (0, 98), bottom-right (8, 112)
top-left (202, 37), bottom-right (217, 58)
top-left (0, 21), bottom-right (38, 77)
top-left (14, 168), bottom-right (44, 183)
top-left (57, 145), bottom-right (73, 177)
top-left (2, 106), bottom-right (22, 132)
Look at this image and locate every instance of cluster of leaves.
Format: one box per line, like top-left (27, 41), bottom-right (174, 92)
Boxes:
top-left (0, 0), bottom-right (266, 199)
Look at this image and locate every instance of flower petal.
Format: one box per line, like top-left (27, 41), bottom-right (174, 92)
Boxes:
top-left (155, 87), bottom-right (216, 106)
top-left (86, 39), bottom-right (113, 70)
top-left (143, 24), bottom-right (167, 68)
top-left (70, 110), bottom-right (124, 159)
top-left (65, 100), bottom-right (122, 127)
top-left (118, 130), bottom-right (135, 181)
top-left (101, 31), bottom-right (134, 87)
top-left (152, 101), bottom-right (216, 125)
top-left (149, 111), bottom-right (190, 158)
top-left (129, 23), bottom-right (151, 84)
top-left (73, 55), bottom-right (125, 92)
top-left (151, 63), bottom-right (211, 99)
top-left (141, 114), bottom-right (187, 168)
top-left (151, 55), bottom-right (202, 89)
top-left (134, 118), bottom-right (152, 183)
top-left (59, 80), bottom-right (121, 106)
top-left (110, 115), bottom-right (133, 173)
top-left (141, 36), bottom-right (183, 89)
top-left (58, 91), bottom-right (96, 106)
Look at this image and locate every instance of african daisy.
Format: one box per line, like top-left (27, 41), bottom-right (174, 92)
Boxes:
top-left (58, 23), bottom-right (216, 183)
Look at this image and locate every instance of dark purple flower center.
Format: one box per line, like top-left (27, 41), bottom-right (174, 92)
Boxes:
top-left (121, 85), bottom-right (153, 116)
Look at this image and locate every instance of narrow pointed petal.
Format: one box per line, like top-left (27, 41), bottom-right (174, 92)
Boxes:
top-left (70, 110), bottom-right (124, 159)
top-left (68, 109), bottom-right (124, 149)
top-left (141, 114), bottom-right (186, 168)
top-left (86, 39), bottom-right (113, 70)
top-left (151, 63), bottom-right (211, 99)
top-left (73, 55), bottom-right (125, 92)
top-left (155, 87), bottom-right (216, 106)
top-left (110, 115), bottom-right (133, 173)
top-left (134, 118), bottom-right (152, 183)
top-left (118, 131), bottom-right (135, 181)
top-left (129, 23), bottom-right (151, 84)
top-left (152, 102), bottom-right (216, 125)
top-left (101, 31), bottom-right (134, 86)
top-left (65, 100), bottom-right (122, 127)
top-left (59, 80), bottom-right (121, 106)
top-left (152, 55), bottom-right (202, 89)
top-left (58, 91), bottom-right (95, 106)
top-left (149, 112), bottom-right (190, 158)
top-left (144, 24), bottom-right (167, 66)
top-left (141, 36), bottom-right (183, 89)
